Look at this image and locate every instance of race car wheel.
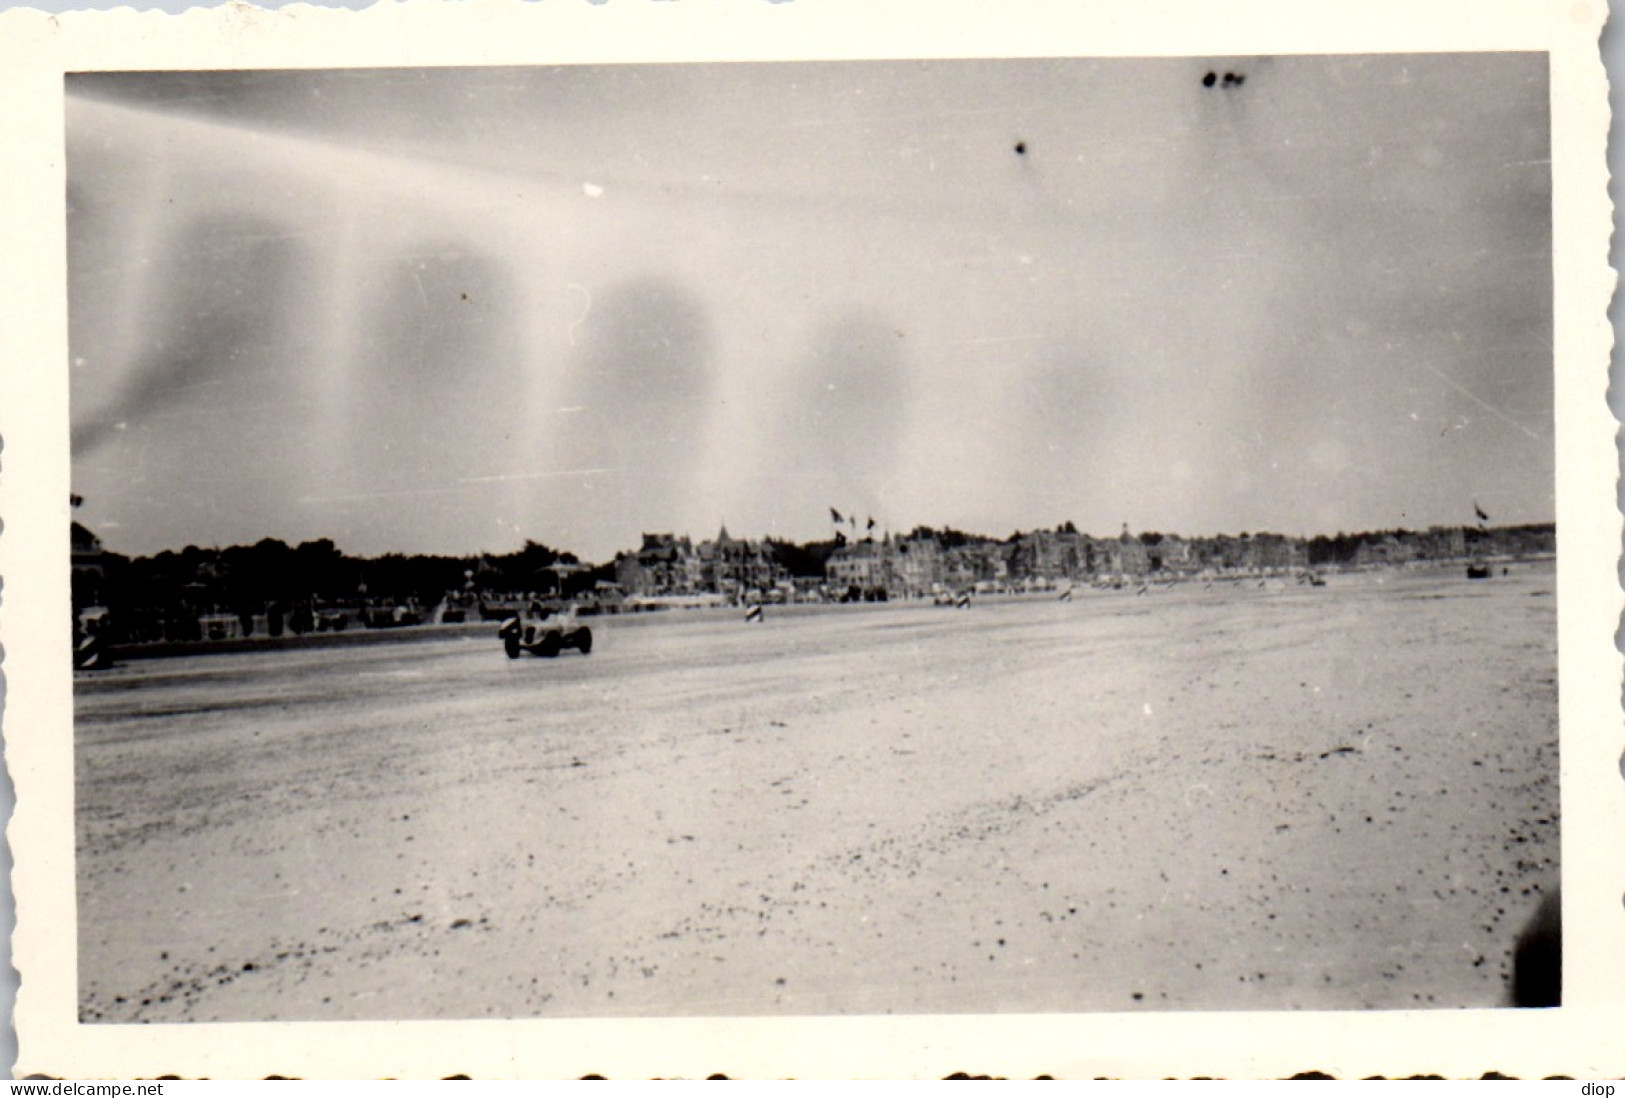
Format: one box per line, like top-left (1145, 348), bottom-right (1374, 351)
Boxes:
top-left (574, 627), bottom-right (593, 655)
top-left (537, 632), bottom-right (564, 658)
top-left (504, 636), bottom-right (522, 659)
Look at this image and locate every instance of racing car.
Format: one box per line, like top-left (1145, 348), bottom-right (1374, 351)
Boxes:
top-left (498, 607), bottom-right (593, 659)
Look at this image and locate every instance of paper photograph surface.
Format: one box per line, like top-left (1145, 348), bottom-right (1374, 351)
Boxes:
top-left (0, 0), bottom-right (1618, 1079)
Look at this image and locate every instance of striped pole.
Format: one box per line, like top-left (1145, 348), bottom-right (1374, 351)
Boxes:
top-left (744, 604), bottom-right (764, 623)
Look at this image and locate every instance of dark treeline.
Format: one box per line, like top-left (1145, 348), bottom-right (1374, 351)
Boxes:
top-left (77, 535), bottom-right (618, 643)
top-left (762, 537), bottom-right (840, 578)
top-left (99, 536), bottom-right (605, 604)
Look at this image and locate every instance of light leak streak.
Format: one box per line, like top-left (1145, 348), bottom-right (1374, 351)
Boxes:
top-left (949, 333), bottom-right (1049, 346)
top-left (565, 283), bottom-right (593, 346)
top-left (459, 468), bottom-right (613, 484)
top-left (306, 204), bottom-right (367, 498)
top-left (301, 467), bottom-right (613, 503)
top-left (1421, 362), bottom-right (1543, 442)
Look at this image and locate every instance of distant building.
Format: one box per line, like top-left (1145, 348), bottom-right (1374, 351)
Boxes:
top-left (615, 527), bottom-right (786, 601)
top-left (940, 542), bottom-right (1003, 591)
top-left (698, 525), bottom-right (786, 599)
top-left (826, 539), bottom-right (891, 593)
top-left (1009, 528), bottom-right (1093, 582)
top-left (615, 533), bottom-right (698, 596)
top-left (1251, 533), bottom-right (1306, 573)
top-left (1354, 534), bottom-right (1417, 569)
top-left (609, 519), bottom-right (1553, 601)
top-left (1102, 526), bottom-right (1149, 578)
top-left (1423, 526), bottom-right (1469, 559)
top-left (891, 535), bottom-right (944, 596)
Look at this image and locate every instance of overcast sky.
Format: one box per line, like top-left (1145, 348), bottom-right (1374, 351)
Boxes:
top-left (66, 55), bottom-right (1552, 562)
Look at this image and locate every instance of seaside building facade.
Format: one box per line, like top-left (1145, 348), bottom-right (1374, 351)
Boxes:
top-left (891, 535), bottom-right (945, 597)
top-left (826, 539), bottom-right (893, 595)
top-left (609, 522), bottom-right (1552, 604)
top-left (615, 528), bottom-right (787, 601)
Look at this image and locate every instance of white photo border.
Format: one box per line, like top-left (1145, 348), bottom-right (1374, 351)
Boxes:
top-left (0, 0), bottom-right (1618, 1079)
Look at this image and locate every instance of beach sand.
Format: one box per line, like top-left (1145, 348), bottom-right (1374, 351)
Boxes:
top-left (74, 564), bottom-right (1558, 1022)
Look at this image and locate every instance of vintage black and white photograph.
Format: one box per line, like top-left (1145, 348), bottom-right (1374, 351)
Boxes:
top-left (58, 50), bottom-right (1571, 1032)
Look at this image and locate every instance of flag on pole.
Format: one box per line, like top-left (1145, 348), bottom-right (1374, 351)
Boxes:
top-left (830, 507), bottom-right (844, 524)
top-left (867, 517), bottom-right (876, 532)
top-left (1473, 500), bottom-right (1490, 524)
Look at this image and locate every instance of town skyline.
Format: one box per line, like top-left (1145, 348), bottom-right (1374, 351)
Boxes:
top-left (68, 55), bottom-right (1553, 563)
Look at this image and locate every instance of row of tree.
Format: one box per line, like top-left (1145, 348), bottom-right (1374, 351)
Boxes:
top-left (82, 537), bottom-right (615, 620)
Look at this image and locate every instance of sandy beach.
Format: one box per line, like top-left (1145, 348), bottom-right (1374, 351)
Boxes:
top-left (74, 564), bottom-right (1558, 1022)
